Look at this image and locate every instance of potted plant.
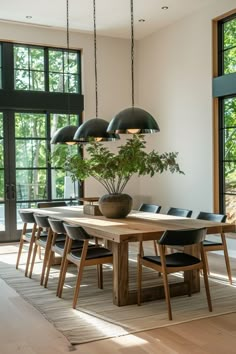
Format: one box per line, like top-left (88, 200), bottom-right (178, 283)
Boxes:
top-left (52, 135), bottom-right (183, 218)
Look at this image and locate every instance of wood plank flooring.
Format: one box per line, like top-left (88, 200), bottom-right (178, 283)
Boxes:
top-left (0, 245), bottom-right (236, 353)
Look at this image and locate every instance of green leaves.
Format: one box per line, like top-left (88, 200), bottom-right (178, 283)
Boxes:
top-left (52, 134), bottom-right (183, 194)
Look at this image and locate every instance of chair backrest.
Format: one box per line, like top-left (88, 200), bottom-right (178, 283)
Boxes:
top-left (37, 201), bottom-right (67, 208)
top-left (167, 207), bottom-right (192, 218)
top-left (48, 219), bottom-right (66, 234)
top-left (196, 211), bottom-right (226, 223)
top-left (18, 210), bottom-right (35, 224)
top-left (139, 203), bottom-right (161, 213)
top-left (34, 214), bottom-right (50, 228)
top-left (159, 227), bottom-right (207, 246)
top-left (63, 223), bottom-right (92, 241)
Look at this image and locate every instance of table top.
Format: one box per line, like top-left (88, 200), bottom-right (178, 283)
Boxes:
top-left (23, 205), bottom-right (236, 243)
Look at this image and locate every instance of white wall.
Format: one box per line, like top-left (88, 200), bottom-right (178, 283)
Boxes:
top-left (137, 0), bottom-right (236, 216)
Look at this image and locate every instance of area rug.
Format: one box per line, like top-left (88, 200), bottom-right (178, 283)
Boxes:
top-left (0, 244), bottom-right (236, 345)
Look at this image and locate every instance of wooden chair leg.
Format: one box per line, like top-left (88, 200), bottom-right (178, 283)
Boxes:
top-left (162, 270), bottom-right (172, 320)
top-left (137, 254), bottom-right (142, 306)
top-left (29, 243), bottom-right (38, 278)
top-left (153, 241), bottom-right (158, 256)
top-left (97, 264), bottom-right (103, 289)
top-left (222, 236), bottom-right (232, 284)
top-left (16, 237), bottom-right (24, 269)
top-left (72, 265), bottom-right (84, 309)
top-left (57, 258), bottom-right (69, 298)
top-left (202, 265), bottom-right (213, 312)
top-left (44, 250), bottom-right (54, 288)
top-left (56, 238), bottom-right (69, 297)
top-left (25, 237), bottom-right (34, 277)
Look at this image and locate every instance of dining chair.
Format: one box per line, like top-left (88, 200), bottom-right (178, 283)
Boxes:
top-left (138, 203), bottom-right (162, 256)
top-left (28, 214), bottom-right (57, 285)
top-left (167, 207), bottom-right (192, 218)
top-left (44, 218), bottom-right (84, 295)
top-left (58, 223), bottom-right (113, 309)
top-left (137, 227), bottom-right (212, 320)
top-left (196, 211), bottom-right (232, 284)
top-left (139, 203), bottom-right (161, 214)
top-left (16, 211), bottom-right (37, 277)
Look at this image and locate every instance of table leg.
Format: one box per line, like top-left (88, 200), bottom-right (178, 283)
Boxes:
top-left (112, 242), bottom-right (129, 306)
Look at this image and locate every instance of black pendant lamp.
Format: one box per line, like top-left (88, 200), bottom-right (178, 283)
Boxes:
top-left (51, 0), bottom-right (77, 144)
top-left (73, 0), bottom-right (119, 142)
top-left (107, 0), bottom-right (160, 134)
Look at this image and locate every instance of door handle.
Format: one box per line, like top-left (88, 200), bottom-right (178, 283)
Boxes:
top-left (11, 184), bottom-right (16, 200)
top-left (5, 184), bottom-right (10, 200)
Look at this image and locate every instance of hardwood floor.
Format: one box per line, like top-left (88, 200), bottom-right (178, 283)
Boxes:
top-left (0, 246), bottom-right (236, 353)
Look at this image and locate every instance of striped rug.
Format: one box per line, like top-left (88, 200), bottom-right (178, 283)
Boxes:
top-left (0, 244), bottom-right (236, 344)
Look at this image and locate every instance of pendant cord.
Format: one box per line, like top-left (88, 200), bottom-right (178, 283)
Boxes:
top-left (93, 0), bottom-right (98, 118)
top-left (66, 0), bottom-right (71, 124)
top-left (131, 0), bottom-right (134, 107)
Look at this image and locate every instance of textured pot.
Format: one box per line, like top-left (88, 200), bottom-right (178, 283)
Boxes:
top-left (99, 193), bottom-right (133, 219)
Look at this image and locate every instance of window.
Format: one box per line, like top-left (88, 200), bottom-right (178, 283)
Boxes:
top-left (13, 44), bottom-right (81, 93)
top-left (14, 45), bottom-right (45, 91)
top-left (213, 12), bottom-right (236, 220)
top-left (49, 49), bottom-right (80, 93)
top-left (221, 18), bottom-right (236, 75)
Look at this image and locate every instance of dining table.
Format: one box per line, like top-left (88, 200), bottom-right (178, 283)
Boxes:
top-left (22, 205), bottom-right (235, 306)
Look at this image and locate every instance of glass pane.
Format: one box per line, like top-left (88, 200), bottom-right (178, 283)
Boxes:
top-left (15, 69), bottom-right (29, 90)
top-left (224, 47), bottom-right (236, 74)
top-left (15, 113), bottom-right (46, 138)
top-left (15, 140), bottom-right (47, 168)
top-left (0, 140), bottom-right (3, 168)
top-left (225, 194), bottom-right (236, 222)
top-left (224, 161), bottom-right (236, 194)
top-left (49, 73), bottom-right (64, 92)
top-left (50, 114), bottom-right (78, 138)
top-left (0, 170), bottom-right (4, 200)
top-left (224, 18), bottom-right (236, 49)
top-left (16, 169), bottom-right (47, 200)
top-left (224, 128), bottom-right (236, 160)
top-left (64, 52), bottom-right (78, 73)
top-left (30, 71), bottom-right (45, 91)
top-left (49, 50), bottom-right (63, 72)
top-left (0, 204), bottom-right (5, 231)
top-left (65, 74), bottom-right (78, 93)
top-left (14, 46), bottom-right (29, 69)
top-left (0, 112), bottom-right (3, 137)
top-left (29, 48), bottom-right (44, 70)
top-left (224, 97), bottom-right (236, 127)
top-left (51, 169), bottom-right (78, 199)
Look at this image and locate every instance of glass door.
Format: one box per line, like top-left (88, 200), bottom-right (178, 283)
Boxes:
top-left (0, 111), bottom-right (80, 242)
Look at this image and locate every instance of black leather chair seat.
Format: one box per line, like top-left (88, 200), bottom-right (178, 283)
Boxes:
top-left (54, 239), bottom-right (84, 252)
top-left (203, 239), bottom-right (223, 246)
top-left (70, 247), bottom-right (112, 260)
top-left (143, 252), bottom-right (201, 267)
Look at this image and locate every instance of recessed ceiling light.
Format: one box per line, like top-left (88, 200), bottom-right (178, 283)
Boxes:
top-left (26, 15), bottom-right (32, 19)
top-left (138, 19), bottom-right (145, 22)
top-left (161, 6), bottom-right (169, 10)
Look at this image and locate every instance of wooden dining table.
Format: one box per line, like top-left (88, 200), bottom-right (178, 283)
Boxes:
top-left (23, 205), bottom-right (235, 306)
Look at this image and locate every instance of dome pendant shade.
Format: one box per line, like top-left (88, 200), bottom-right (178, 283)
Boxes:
top-left (106, 107), bottom-right (160, 134)
top-left (51, 125), bottom-right (78, 144)
top-left (73, 118), bottom-right (120, 142)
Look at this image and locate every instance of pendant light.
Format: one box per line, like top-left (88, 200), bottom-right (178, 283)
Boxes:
top-left (51, 0), bottom-right (77, 144)
top-left (107, 0), bottom-right (160, 134)
top-left (73, 0), bottom-right (119, 142)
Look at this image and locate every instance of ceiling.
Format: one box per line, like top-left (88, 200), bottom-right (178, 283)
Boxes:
top-left (0, 0), bottom-right (216, 40)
